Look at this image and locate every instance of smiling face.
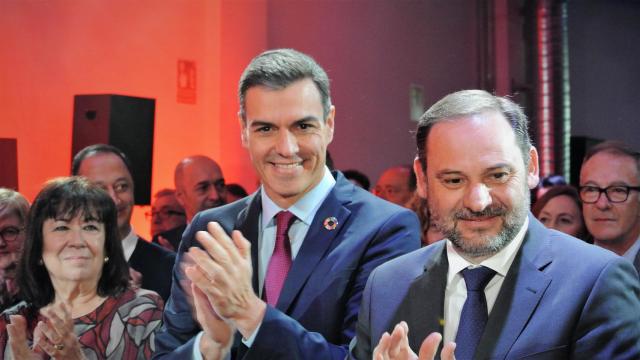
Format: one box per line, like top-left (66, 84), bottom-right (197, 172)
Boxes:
top-left (41, 213), bottom-right (106, 289)
top-left (77, 153), bottom-right (134, 240)
top-left (240, 78), bottom-right (335, 208)
top-left (537, 195), bottom-right (585, 237)
top-left (415, 111), bottom-right (538, 261)
top-left (580, 152), bottom-right (640, 251)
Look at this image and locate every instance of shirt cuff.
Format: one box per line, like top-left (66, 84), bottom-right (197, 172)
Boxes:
top-left (192, 332), bottom-right (204, 360)
top-left (241, 320), bottom-right (263, 348)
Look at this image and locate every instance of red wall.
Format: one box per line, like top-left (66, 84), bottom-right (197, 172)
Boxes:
top-left (0, 0), bottom-right (265, 238)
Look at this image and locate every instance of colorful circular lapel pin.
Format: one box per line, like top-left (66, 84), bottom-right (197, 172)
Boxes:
top-left (323, 216), bottom-right (338, 230)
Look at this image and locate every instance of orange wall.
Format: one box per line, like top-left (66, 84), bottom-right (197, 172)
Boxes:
top-left (0, 0), bottom-right (266, 239)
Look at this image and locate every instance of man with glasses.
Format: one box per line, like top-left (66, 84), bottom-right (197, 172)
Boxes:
top-left (0, 188), bottom-right (29, 311)
top-left (174, 155), bottom-right (227, 223)
top-left (149, 189), bottom-right (187, 251)
top-left (580, 140), bottom-right (640, 272)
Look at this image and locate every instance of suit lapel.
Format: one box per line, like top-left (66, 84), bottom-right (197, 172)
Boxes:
top-left (276, 175), bottom-right (353, 313)
top-left (391, 242), bottom-right (448, 352)
top-left (234, 192), bottom-right (263, 293)
top-left (475, 216), bottom-right (553, 359)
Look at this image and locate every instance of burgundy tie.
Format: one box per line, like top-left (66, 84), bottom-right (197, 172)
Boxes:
top-left (264, 211), bottom-right (296, 306)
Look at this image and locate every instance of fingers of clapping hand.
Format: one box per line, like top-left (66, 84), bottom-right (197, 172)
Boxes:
top-left (191, 283), bottom-right (233, 345)
top-left (417, 332), bottom-right (456, 360)
top-left (7, 315), bottom-right (27, 346)
top-left (374, 321), bottom-right (417, 360)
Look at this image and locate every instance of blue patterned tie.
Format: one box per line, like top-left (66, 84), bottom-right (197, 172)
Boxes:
top-left (455, 266), bottom-right (496, 359)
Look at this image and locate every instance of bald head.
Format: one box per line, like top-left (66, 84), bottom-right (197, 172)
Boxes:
top-left (374, 165), bottom-right (416, 207)
top-left (174, 155), bottom-right (225, 221)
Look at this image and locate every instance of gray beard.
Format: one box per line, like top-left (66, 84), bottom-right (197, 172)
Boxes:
top-left (430, 192), bottom-right (529, 259)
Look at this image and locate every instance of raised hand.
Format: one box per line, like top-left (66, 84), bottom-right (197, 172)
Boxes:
top-left (6, 315), bottom-right (41, 360)
top-left (373, 322), bottom-right (456, 360)
top-left (190, 283), bottom-right (234, 360)
top-left (34, 302), bottom-right (86, 359)
top-left (187, 222), bottom-right (265, 338)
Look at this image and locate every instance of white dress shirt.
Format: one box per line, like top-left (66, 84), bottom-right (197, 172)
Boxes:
top-left (443, 217), bottom-right (529, 344)
top-left (622, 236), bottom-right (640, 264)
top-left (121, 227), bottom-right (138, 261)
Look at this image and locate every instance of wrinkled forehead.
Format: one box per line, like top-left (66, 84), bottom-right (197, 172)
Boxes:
top-left (581, 152), bottom-right (640, 185)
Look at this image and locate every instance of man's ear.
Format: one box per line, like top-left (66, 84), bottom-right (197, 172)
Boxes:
top-left (527, 146), bottom-right (540, 189)
top-left (413, 157), bottom-right (427, 199)
top-left (325, 105), bottom-right (336, 144)
top-left (239, 111), bottom-right (248, 148)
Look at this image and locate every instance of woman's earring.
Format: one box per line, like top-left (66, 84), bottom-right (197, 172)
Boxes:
top-left (104, 256), bottom-right (109, 263)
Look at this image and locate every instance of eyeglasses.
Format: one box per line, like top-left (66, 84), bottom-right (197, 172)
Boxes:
top-left (579, 185), bottom-right (640, 204)
top-left (0, 226), bottom-right (24, 243)
top-left (144, 209), bottom-right (186, 221)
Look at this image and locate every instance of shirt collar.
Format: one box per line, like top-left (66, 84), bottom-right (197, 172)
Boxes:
top-left (121, 227), bottom-right (139, 261)
top-left (623, 236), bottom-right (640, 262)
top-left (260, 167), bottom-right (336, 229)
top-left (447, 216), bottom-right (529, 279)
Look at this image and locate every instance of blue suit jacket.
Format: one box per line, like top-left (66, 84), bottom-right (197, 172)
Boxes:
top-left (128, 237), bottom-right (176, 302)
top-left (154, 172), bottom-right (421, 359)
top-left (350, 215), bottom-right (640, 359)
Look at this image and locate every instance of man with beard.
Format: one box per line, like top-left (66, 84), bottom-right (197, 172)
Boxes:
top-left (72, 144), bottom-right (176, 301)
top-left (349, 90), bottom-right (640, 359)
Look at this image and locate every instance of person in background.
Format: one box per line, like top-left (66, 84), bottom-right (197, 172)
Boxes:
top-left (148, 189), bottom-right (186, 251)
top-left (148, 189), bottom-right (186, 237)
top-left (343, 169), bottom-right (371, 191)
top-left (0, 177), bottom-right (163, 359)
top-left (174, 155), bottom-right (226, 223)
top-left (0, 189), bottom-right (29, 311)
top-left (533, 174), bottom-right (567, 203)
top-left (72, 144), bottom-right (176, 301)
top-left (224, 183), bottom-right (249, 203)
top-left (405, 193), bottom-right (444, 246)
top-left (373, 165), bottom-right (416, 207)
top-left (532, 185), bottom-right (589, 241)
top-left (579, 140), bottom-right (640, 272)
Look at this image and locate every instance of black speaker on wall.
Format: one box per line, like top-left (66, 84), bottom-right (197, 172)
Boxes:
top-left (0, 138), bottom-right (19, 190)
top-left (72, 94), bottom-right (155, 205)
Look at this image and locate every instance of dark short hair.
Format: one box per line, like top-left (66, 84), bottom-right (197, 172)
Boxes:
top-left (18, 177), bottom-right (129, 308)
top-left (539, 174), bottom-right (567, 188)
top-left (342, 169), bottom-right (371, 191)
top-left (71, 144), bottom-right (134, 179)
top-left (416, 90), bottom-right (531, 170)
top-left (238, 48), bottom-right (331, 122)
top-left (225, 183), bottom-right (248, 199)
top-left (582, 140), bottom-right (640, 182)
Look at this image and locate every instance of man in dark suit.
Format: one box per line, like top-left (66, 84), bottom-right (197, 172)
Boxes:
top-left (579, 140), bottom-right (640, 273)
top-left (72, 144), bottom-right (176, 301)
top-left (350, 90), bottom-right (640, 359)
top-left (153, 49), bottom-right (421, 359)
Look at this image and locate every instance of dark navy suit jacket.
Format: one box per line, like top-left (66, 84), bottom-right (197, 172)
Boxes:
top-left (350, 215), bottom-right (640, 359)
top-left (153, 172), bottom-right (421, 359)
top-left (129, 237), bottom-right (176, 302)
